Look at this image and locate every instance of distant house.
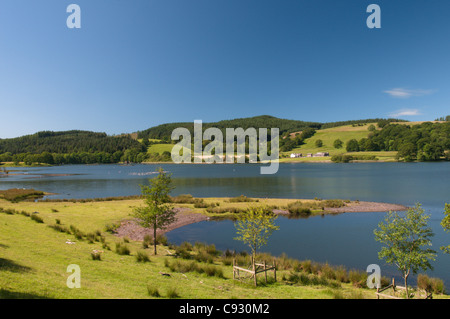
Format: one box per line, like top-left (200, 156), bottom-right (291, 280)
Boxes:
top-left (306, 153), bottom-right (313, 157)
top-left (290, 153), bottom-right (302, 158)
top-left (314, 152), bottom-right (330, 157)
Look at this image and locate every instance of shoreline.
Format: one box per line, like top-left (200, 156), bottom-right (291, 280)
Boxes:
top-left (114, 200), bottom-right (408, 241)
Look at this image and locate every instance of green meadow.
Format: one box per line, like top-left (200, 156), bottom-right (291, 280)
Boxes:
top-left (281, 124), bottom-right (398, 162)
top-left (1, 197), bottom-right (448, 299)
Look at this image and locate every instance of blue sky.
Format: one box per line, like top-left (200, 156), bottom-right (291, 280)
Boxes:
top-left (0, 0), bottom-right (449, 138)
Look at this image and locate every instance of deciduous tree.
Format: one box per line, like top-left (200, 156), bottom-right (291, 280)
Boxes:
top-left (133, 167), bottom-right (176, 255)
top-left (374, 203), bottom-right (436, 298)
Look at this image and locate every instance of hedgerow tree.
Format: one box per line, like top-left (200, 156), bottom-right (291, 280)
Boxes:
top-left (346, 139), bottom-right (359, 152)
top-left (441, 203), bottom-right (450, 254)
top-left (133, 167), bottom-right (176, 255)
top-left (315, 139), bottom-right (323, 148)
top-left (234, 207), bottom-right (279, 262)
top-left (374, 204), bottom-right (436, 298)
top-left (333, 139), bottom-right (343, 149)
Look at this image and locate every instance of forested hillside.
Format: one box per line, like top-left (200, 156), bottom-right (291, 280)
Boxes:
top-left (363, 122), bottom-right (450, 161)
top-left (137, 115), bottom-right (323, 140)
top-left (0, 130), bottom-right (147, 164)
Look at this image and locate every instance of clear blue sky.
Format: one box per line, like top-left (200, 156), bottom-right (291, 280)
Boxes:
top-left (0, 0), bottom-right (449, 138)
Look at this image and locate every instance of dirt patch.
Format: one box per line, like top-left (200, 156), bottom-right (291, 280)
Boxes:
top-left (114, 207), bottom-right (209, 241)
top-left (324, 201), bottom-right (407, 213)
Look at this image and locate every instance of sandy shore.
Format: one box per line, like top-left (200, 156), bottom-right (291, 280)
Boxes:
top-left (115, 207), bottom-right (210, 241)
top-left (323, 201), bottom-right (407, 213)
top-left (115, 201), bottom-right (408, 241)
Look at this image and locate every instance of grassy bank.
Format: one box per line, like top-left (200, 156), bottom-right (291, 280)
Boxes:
top-left (0, 196), bottom-right (446, 299)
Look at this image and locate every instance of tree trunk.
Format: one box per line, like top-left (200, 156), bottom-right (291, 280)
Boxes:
top-left (404, 275), bottom-right (409, 299)
top-left (153, 222), bottom-right (157, 255)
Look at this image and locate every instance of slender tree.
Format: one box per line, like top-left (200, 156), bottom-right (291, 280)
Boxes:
top-left (133, 167), bottom-right (176, 255)
top-left (441, 203), bottom-right (450, 254)
top-left (374, 203), bottom-right (436, 298)
top-left (234, 207), bottom-right (280, 262)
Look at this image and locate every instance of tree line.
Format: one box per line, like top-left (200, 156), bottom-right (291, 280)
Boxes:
top-left (0, 149), bottom-right (149, 165)
top-left (344, 121), bottom-right (450, 161)
top-left (0, 130), bottom-right (145, 154)
top-left (137, 115), bottom-right (323, 140)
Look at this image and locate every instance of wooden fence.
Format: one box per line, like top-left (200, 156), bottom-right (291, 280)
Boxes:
top-left (233, 258), bottom-right (276, 287)
top-left (376, 278), bottom-right (433, 299)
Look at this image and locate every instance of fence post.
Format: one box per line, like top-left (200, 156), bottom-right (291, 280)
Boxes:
top-left (264, 261), bottom-right (267, 283)
top-left (273, 259), bottom-right (277, 282)
top-left (252, 257), bottom-right (257, 287)
top-left (233, 258), bottom-right (235, 280)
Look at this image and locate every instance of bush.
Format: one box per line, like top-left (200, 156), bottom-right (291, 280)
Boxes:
top-left (142, 234), bottom-right (152, 248)
top-left (147, 285), bottom-right (160, 297)
top-left (206, 206), bottom-right (245, 214)
top-left (48, 224), bottom-right (69, 233)
top-left (175, 246), bottom-right (192, 260)
top-left (115, 242), bottom-right (131, 255)
top-left (331, 155), bottom-right (353, 163)
top-left (286, 202), bottom-right (312, 217)
top-left (105, 222), bottom-right (121, 233)
top-left (86, 232), bottom-right (99, 244)
top-left (91, 250), bottom-right (102, 261)
top-left (169, 194), bottom-right (196, 204)
top-left (136, 250), bottom-right (150, 263)
top-left (418, 274), bottom-right (445, 294)
top-left (156, 234), bottom-right (168, 246)
top-left (30, 213), bottom-right (44, 223)
top-left (227, 195), bottom-right (257, 203)
top-left (166, 287), bottom-right (180, 299)
top-left (348, 270), bottom-right (367, 288)
top-left (70, 225), bottom-right (85, 240)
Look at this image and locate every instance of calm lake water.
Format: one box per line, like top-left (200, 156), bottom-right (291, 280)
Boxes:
top-left (1, 162), bottom-right (449, 286)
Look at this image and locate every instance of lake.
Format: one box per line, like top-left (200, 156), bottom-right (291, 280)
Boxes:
top-left (1, 162), bottom-right (449, 286)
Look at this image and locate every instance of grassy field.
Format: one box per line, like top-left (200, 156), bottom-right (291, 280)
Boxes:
top-left (1, 197), bottom-right (447, 299)
top-left (280, 124), bottom-right (398, 162)
top-left (146, 143), bottom-right (174, 155)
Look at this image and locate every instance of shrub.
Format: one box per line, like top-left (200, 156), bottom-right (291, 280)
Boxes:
top-left (30, 213), bottom-right (44, 223)
top-left (70, 225), bottom-right (85, 240)
top-left (169, 194), bottom-right (196, 204)
top-left (115, 242), bottom-right (131, 255)
top-left (156, 234), bottom-right (168, 246)
top-left (419, 274), bottom-right (445, 294)
top-left (105, 222), bottom-right (121, 233)
top-left (55, 219), bottom-right (61, 224)
top-left (202, 264), bottom-right (224, 278)
top-left (166, 287), bottom-right (180, 299)
top-left (48, 224), bottom-right (69, 233)
top-left (91, 250), bottom-right (102, 261)
top-left (136, 250), bottom-right (150, 263)
top-left (20, 210), bottom-right (30, 217)
top-left (321, 199), bottom-right (346, 208)
top-left (147, 285), bottom-right (160, 297)
top-left (331, 155), bottom-right (353, 163)
top-left (86, 233), bottom-right (98, 244)
top-left (175, 246), bottom-right (192, 259)
top-left (142, 234), bottom-right (152, 249)
top-left (430, 277), bottom-right (445, 294)
top-left (348, 270), bottom-right (367, 288)
top-left (286, 202), bottom-right (312, 217)
top-left (227, 195), bottom-right (257, 203)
